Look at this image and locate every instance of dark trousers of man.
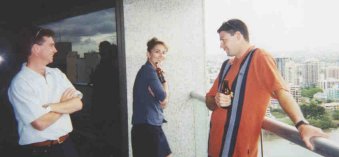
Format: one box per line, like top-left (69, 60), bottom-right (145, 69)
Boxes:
top-left (19, 138), bottom-right (78, 157)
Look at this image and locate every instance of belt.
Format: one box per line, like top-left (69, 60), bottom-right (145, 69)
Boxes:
top-left (30, 134), bottom-right (69, 147)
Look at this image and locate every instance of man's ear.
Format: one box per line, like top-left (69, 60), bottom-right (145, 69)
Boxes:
top-left (235, 31), bottom-right (242, 40)
top-left (31, 44), bottom-right (40, 56)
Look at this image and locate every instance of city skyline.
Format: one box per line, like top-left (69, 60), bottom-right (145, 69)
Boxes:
top-left (206, 57), bottom-right (339, 107)
top-left (44, 8), bottom-right (116, 55)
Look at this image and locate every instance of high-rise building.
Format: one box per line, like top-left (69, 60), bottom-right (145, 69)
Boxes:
top-left (325, 66), bottom-right (339, 80)
top-left (75, 52), bottom-right (100, 84)
top-left (302, 59), bottom-right (320, 87)
top-left (64, 51), bottom-right (100, 84)
top-left (275, 57), bottom-right (301, 86)
top-left (275, 57), bottom-right (292, 82)
top-left (285, 60), bottom-right (298, 85)
top-left (295, 63), bottom-right (303, 86)
top-left (76, 58), bottom-right (87, 84)
top-left (290, 85), bottom-right (302, 104)
top-left (66, 51), bottom-right (79, 83)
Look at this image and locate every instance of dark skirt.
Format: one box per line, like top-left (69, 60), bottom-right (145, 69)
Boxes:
top-left (132, 124), bottom-right (171, 157)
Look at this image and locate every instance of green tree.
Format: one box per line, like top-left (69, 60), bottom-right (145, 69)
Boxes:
top-left (301, 87), bottom-right (323, 98)
top-left (300, 104), bottom-right (325, 119)
top-left (309, 115), bottom-right (336, 129)
top-left (332, 110), bottom-right (339, 120)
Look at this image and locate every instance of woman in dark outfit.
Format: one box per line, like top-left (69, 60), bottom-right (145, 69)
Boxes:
top-left (131, 37), bottom-right (171, 157)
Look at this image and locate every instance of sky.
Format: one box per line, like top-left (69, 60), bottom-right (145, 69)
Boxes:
top-left (205, 0), bottom-right (339, 57)
top-left (44, 8), bottom-right (116, 55)
top-left (40, 1), bottom-right (339, 58)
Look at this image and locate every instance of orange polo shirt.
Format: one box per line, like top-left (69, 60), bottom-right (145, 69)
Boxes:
top-left (206, 47), bottom-right (288, 157)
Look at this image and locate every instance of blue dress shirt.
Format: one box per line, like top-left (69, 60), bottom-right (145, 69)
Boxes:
top-left (132, 61), bottom-right (166, 126)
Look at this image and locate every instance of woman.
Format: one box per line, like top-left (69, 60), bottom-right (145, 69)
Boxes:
top-left (131, 37), bottom-right (171, 157)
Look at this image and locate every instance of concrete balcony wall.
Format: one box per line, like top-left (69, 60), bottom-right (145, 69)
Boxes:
top-left (124, 0), bottom-right (206, 156)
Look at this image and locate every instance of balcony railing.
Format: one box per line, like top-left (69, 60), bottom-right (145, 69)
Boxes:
top-left (190, 92), bottom-right (339, 157)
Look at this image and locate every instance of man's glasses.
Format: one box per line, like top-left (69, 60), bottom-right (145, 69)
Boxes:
top-left (34, 28), bottom-right (42, 40)
top-left (33, 28), bottom-right (43, 45)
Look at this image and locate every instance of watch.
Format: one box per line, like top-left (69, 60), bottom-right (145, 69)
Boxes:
top-left (45, 106), bottom-right (51, 112)
top-left (43, 104), bottom-right (52, 112)
top-left (295, 120), bottom-right (309, 129)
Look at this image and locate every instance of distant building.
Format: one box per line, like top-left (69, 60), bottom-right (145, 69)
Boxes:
top-left (275, 57), bottom-right (301, 86)
top-left (270, 99), bottom-right (280, 109)
top-left (295, 63), bottom-right (303, 86)
top-left (65, 51), bottom-right (100, 84)
top-left (290, 85), bottom-right (302, 104)
top-left (76, 58), bottom-right (87, 84)
top-left (314, 84), bottom-right (339, 101)
top-left (325, 66), bottom-right (339, 80)
top-left (66, 51), bottom-right (79, 83)
top-left (314, 92), bottom-right (327, 101)
top-left (275, 57), bottom-right (292, 82)
top-left (318, 78), bottom-right (339, 90)
top-left (75, 52), bottom-right (100, 84)
top-left (302, 59), bottom-right (320, 87)
top-left (321, 102), bottom-right (339, 110)
top-left (327, 85), bottom-right (339, 101)
top-left (285, 60), bottom-right (298, 85)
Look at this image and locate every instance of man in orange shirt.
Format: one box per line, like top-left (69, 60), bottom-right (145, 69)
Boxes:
top-left (205, 19), bottom-right (328, 157)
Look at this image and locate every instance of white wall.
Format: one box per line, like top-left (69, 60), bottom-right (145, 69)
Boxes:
top-left (124, 0), bottom-right (207, 156)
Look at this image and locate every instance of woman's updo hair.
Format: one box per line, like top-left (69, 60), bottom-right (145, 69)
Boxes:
top-left (147, 37), bottom-right (168, 52)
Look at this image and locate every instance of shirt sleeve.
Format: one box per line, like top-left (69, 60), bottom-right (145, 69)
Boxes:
top-left (58, 69), bottom-right (83, 99)
top-left (147, 70), bottom-right (166, 101)
top-left (8, 79), bottom-right (50, 125)
top-left (254, 50), bottom-right (289, 98)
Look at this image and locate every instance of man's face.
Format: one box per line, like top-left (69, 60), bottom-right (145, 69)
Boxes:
top-left (147, 44), bottom-right (167, 66)
top-left (35, 36), bottom-right (57, 65)
top-left (219, 31), bottom-right (238, 57)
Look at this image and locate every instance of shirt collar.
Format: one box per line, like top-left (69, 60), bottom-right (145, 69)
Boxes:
top-left (145, 61), bottom-right (155, 69)
top-left (233, 45), bottom-right (255, 65)
top-left (21, 62), bottom-right (52, 76)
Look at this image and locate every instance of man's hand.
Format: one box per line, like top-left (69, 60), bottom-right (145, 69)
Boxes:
top-left (215, 92), bottom-right (232, 108)
top-left (298, 124), bottom-right (329, 150)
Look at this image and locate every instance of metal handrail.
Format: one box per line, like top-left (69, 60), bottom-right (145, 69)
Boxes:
top-left (190, 91), bottom-right (339, 157)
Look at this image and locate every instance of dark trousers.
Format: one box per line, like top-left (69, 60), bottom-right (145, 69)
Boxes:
top-left (19, 138), bottom-right (78, 157)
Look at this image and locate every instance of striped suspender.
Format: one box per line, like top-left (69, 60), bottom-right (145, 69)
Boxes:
top-left (218, 60), bottom-right (232, 92)
top-left (220, 49), bottom-right (256, 157)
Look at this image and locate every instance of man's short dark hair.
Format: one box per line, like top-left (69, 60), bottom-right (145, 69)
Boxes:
top-left (17, 25), bottom-right (55, 60)
top-left (217, 19), bottom-right (249, 42)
